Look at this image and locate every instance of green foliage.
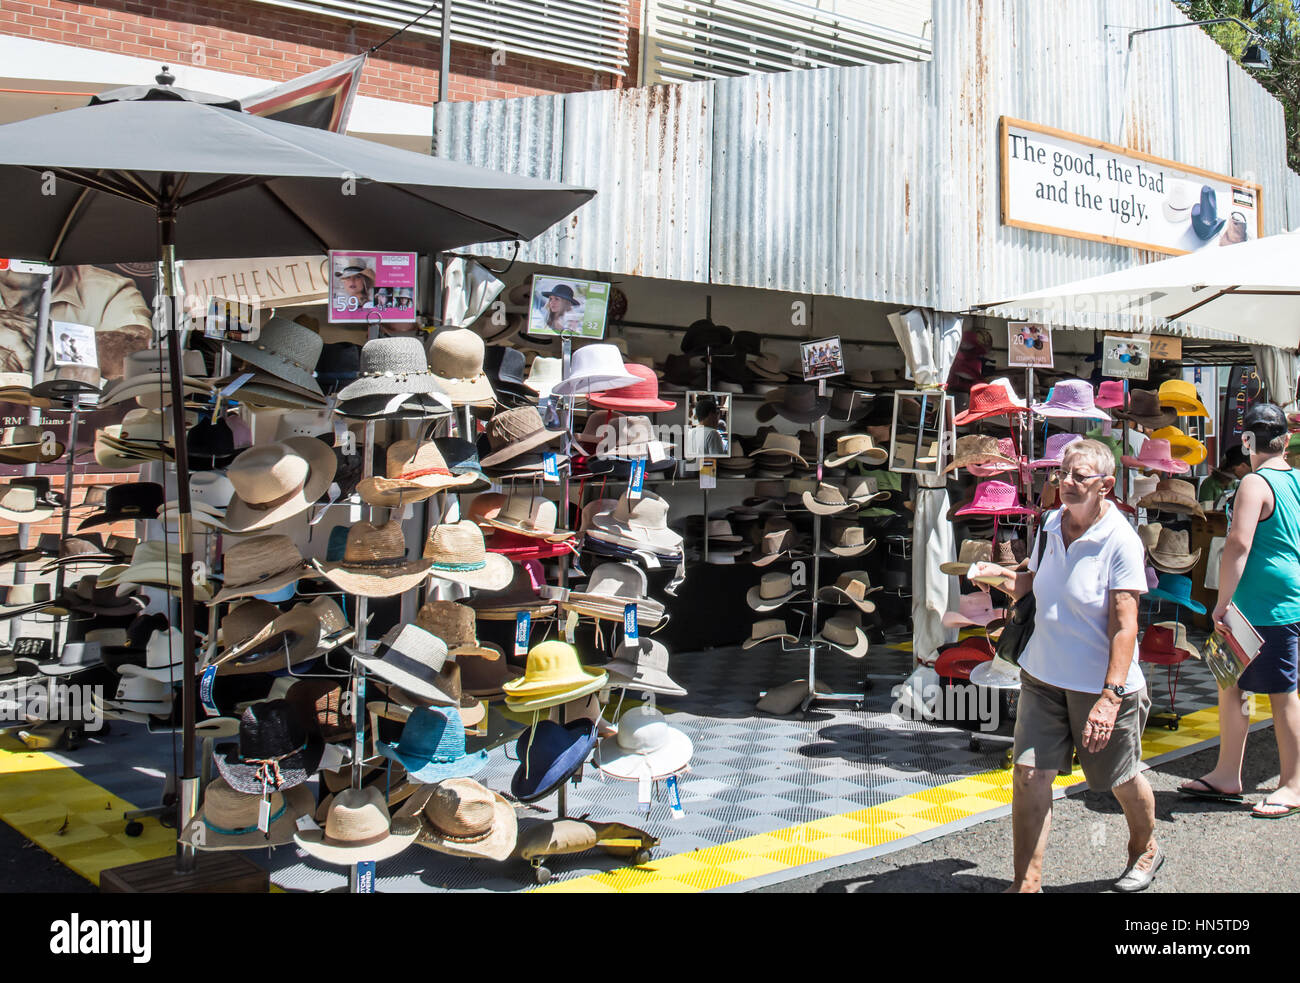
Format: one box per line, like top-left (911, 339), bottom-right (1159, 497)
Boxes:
top-left (1174, 0), bottom-right (1300, 170)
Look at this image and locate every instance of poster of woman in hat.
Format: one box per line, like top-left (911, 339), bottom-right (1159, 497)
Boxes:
top-left (526, 275), bottom-right (609, 339)
top-left (328, 250), bottom-right (417, 324)
top-left (799, 335), bottom-right (845, 381)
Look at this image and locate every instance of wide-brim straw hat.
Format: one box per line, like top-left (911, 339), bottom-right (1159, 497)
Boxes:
top-left (356, 438), bottom-right (480, 507)
top-left (224, 316), bottom-right (324, 397)
top-left (423, 520), bottom-right (514, 591)
top-left (394, 778), bottom-right (518, 861)
top-left (178, 780), bottom-right (314, 851)
top-left (212, 535), bottom-right (309, 603)
top-left (222, 436), bottom-right (338, 534)
top-left (212, 372), bottom-right (328, 410)
top-left (217, 597), bottom-right (353, 676)
top-left (316, 524), bottom-right (433, 598)
top-left (336, 336), bottom-right (449, 402)
top-left (294, 786), bottom-right (420, 866)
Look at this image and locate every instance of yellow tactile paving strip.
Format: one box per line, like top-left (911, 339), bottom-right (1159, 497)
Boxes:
top-left (534, 700), bottom-right (1272, 893)
top-left (0, 700), bottom-right (1271, 892)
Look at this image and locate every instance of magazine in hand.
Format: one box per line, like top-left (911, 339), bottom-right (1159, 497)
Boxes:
top-left (1203, 603), bottom-right (1264, 690)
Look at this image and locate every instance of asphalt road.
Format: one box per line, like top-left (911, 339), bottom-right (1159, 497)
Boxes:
top-left (756, 726), bottom-right (1300, 893)
top-left (0, 818), bottom-right (91, 893)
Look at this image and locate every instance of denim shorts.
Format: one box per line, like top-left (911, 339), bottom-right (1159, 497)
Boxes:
top-left (1237, 622), bottom-right (1300, 695)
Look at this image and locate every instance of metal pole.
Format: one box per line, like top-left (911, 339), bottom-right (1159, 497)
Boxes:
top-left (808, 379), bottom-right (826, 702)
top-left (47, 405), bottom-right (80, 659)
top-left (159, 196), bottom-right (200, 873)
top-left (13, 274), bottom-right (54, 588)
top-left (438, 0), bottom-right (452, 103)
top-left (349, 415), bottom-right (376, 894)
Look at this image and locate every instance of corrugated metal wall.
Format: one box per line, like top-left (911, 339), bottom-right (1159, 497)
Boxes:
top-left (435, 0), bottom-right (1292, 319)
top-left (1288, 170), bottom-right (1300, 232)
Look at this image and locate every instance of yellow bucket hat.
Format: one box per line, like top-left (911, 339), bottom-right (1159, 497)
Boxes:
top-left (1149, 426), bottom-right (1207, 467)
top-left (1156, 379), bottom-right (1209, 418)
top-left (503, 641), bottom-right (607, 707)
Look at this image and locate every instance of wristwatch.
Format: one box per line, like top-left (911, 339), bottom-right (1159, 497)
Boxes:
top-left (1102, 683), bottom-right (1127, 698)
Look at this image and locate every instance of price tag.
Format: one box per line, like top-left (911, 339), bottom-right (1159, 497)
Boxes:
top-left (355, 860), bottom-right (376, 894)
top-left (543, 453), bottom-right (559, 481)
top-left (219, 372), bottom-right (255, 399)
top-left (258, 794), bottom-right (272, 833)
top-left (628, 458), bottom-right (646, 500)
top-left (13, 637), bottom-right (50, 660)
top-left (647, 440), bottom-right (667, 464)
top-left (514, 611), bottom-right (531, 658)
top-left (318, 742), bottom-right (346, 773)
top-left (623, 603), bottom-right (638, 642)
top-left (699, 458), bottom-right (716, 490)
top-left (637, 773), bottom-right (652, 813)
top-left (563, 609), bottom-right (579, 643)
top-left (666, 775), bottom-right (684, 819)
top-left (198, 664), bottom-right (220, 717)
top-left (295, 814), bottom-right (321, 832)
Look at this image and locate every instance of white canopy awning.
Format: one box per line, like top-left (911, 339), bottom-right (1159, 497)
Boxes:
top-left (979, 232), bottom-right (1300, 352)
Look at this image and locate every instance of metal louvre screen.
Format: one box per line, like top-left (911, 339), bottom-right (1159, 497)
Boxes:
top-left (649, 0), bottom-right (930, 82)
top-left (249, 0), bottom-right (630, 76)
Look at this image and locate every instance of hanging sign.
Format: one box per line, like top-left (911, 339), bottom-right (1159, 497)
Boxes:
top-left (198, 665), bottom-right (220, 718)
top-left (698, 457), bottom-right (716, 489)
top-left (355, 861), bottom-right (376, 893)
top-left (514, 611), bottom-right (531, 658)
top-left (799, 336), bottom-right (845, 382)
top-left (328, 250), bottom-right (417, 323)
top-left (1007, 323), bottom-right (1054, 368)
top-left (1101, 335), bottom-right (1151, 380)
top-left (1000, 117), bottom-right (1263, 256)
top-left (628, 459), bottom-right (646, 500)
top-left (51, 321), bottom-right (97, 369)
top-left (525, 274), bottom-right (610, 339)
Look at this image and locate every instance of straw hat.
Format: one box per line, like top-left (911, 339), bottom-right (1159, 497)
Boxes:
top-left (502, 640), bottom-right (607, 711)
top-left (428, 328), bottom-right (496, 407)
top-left (224, 316), bottom-right (324, 397)
top-left (217, 596), bottom-right (353, 676)
top-left (294, 786), bottom-right (419, 865)
top-left (375, 704), bottom-right (489, 783)
top-left (943, 434), bottom-right (1017, 475)
top-left (587, 363), bottom-right (677, 414)
top-left (595, 706), bottom-right (693, 781)
top-left (817, 570), bottom-right (881, 613)
top-left (824, 433), bottom-right (887, 468)
top-left (394, 777), bottom-right (518, 861)
top-left (585, 492), bottom-right (683, 556)
top-left (336, 336), bottom-right (451, 406)
top-left (423, 520), bottom-right (513, 591)
top-left (356, 438), bottom-right (481, 507)
top-left (315, 520), bottom-right (432, 597)
top-left (212, 535), bottom-right (309, 603)
top-left (179, 778), bottom-right (314, 851)
top-left (468, 564), bottom-right (556, 622)
top-left (940, 539), bottom-right (992, 576)
top-left (1147, 527), bottom-right (1202, 573)
top-left (1149, 426), bottom-right (1207, 467)
top-left (0, 483), bottom-right (54, 523)
top-left (605, 637), bottom-right (685, 697)
top-left (559, 561), bottom-right (667, 627)
top-left (414, 600), bottom-right (501, 661)
top-left (815, 613), bottom-right (869, 659)
top-left (215, 699), bottom-right (324, 794)
top-left (221, 437), bottom-right (337, 533)
top-left (1136, 478), bottom-right (1205, 518)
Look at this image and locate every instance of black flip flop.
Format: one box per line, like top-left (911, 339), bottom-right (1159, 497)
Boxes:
top-left (1177, 778), bottom-right (1244, 803)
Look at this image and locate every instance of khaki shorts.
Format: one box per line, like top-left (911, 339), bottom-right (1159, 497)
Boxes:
top-left (1013, 671), bottom-right (1151, 789)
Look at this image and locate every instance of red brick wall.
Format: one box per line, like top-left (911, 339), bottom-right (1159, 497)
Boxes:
top-left (0, 0), bottom-right (643, 106)
top-left (0, 472), bottom-right (140, 539)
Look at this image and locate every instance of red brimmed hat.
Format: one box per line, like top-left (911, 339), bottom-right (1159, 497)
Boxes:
top-left (486, 528), bottom-right (573, 561)
top-left (954, 380), bottom-right (1029, 426)
top-left (934, 637), bottom-right (995, 681)
top-left (588, 363), bottom-right (677, 414)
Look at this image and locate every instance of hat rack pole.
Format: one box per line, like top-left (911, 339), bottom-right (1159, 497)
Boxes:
top-left (702, 348), bottom-right (712, 566)
top-left (805, 379), bottom-right (826, 708)
top-left (46, 402), bottom-right (81, 660)
top-left (349, 416), bottom-right (377, 894)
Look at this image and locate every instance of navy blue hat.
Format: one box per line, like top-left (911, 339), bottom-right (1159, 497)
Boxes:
top-left (1191, 186), bottom-right (1226, 241)
top-left (510, 718), bottom-right (598, 803)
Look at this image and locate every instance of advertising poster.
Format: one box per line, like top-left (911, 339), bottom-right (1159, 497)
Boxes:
top-left (1102, 334), bottom-right (1151, 380)
top-left (800, 336), bottom-right (845, 381)
top-left (51, 321), bottom-right (97, 368)
top-left (1007, 322), bottom-right (1054, 368)
top-left (1001, 117), bottom-right (1262, 256)
top-left (526, 275), bottom-right (609, 339)
top-left (328, 250), bottom-right (417, 323)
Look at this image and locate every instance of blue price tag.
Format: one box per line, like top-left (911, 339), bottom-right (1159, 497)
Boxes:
top-left (354, 675), bottom-right (366, 742)
top-left (623, 603), bottom-right (638, 642)
top-left (198, 665), bottom-right (220, 718)
top-left (666, 775), bottom-right (684, 818)
top-left (356, 860), bottom-right (376, 894)
top-left (629, 458), bottom-right (646, 499)
top-left (543, 453), bottom-right (558, 480)
top-left (514, 611), bottom-right (532, 658)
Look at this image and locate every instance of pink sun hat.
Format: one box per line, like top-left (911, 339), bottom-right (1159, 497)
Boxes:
top-left (1030, 432), bottom-right (1083, 469)
top-left (1095, 380), bottom-right (1127, 410)
top-left (953, 480), bottom-right (1036, 517)
top-left (967, 437), bottom-right (1021, 477)
top-left (1031, 379), bottom-right (1111, 421)
top-left (1121, 437), bottom-right (1190, 475)
top-left (941, 591), bottom-right (1003, 629)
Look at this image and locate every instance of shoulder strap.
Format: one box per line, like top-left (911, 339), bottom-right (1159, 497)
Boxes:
top-left (1034, 510), bottom-right (1056, 566)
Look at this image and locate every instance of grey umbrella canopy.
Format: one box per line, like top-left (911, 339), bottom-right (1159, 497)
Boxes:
top-left (0, 74), bottom-right (593, 265)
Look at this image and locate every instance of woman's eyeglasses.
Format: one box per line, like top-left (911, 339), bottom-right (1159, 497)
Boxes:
top-left (1048, 468), bottom-right (1105, 487)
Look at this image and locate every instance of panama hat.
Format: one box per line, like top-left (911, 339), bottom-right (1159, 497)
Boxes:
top-left (356, 439), bottom-right (480, 507)
top-left (550, 343), bottom-right (639, 397)
top-left (0, 425), bottom-right (64, 465)
top-left (1112, 389), bottom-right (1177, 430)
top-left (747, 571), bottom-right (805, 612)
top-left (502, 640), bottom-right (607, 712)
top-left (595, 705), bottom-right (692, 781)
top-left (223, 316), bottom-right (323, 397)
top-left (221, 437), bottom-right (337, 533)
top-left (815, 613), bottom-right (869, 659)
top-left (1137, 478), bottom-right (1205, 518)
top-left (422, 520), bottom-right (513, 591)
top-left (179, 778), bottom-right (314, 851)
top-left (486, 495), bottom-right (573, 542)
top-left (374, 704), bottom-right (489, 784)
top-left (335, 336), bottom-right (451, 406)
top-left (394, 777), bottom-right (517, 861)
top-left (215, 699), bottom-right (324, 794)
top-left (211, 535), bottom-right (308, 603)
top-left (1149, 426), bottom-right (1207, 467)
top-left (1157, 379), bottom-right (1209, 418)
top-left (940, 539), bottom-right (993, 576)
top-left (522, 356), bottom-right (562, 398)
top-left (0, 483), bottom-right (54, 523)
top-left (969, 656), bottom-right (1022, 689)
top-left (1147, 527), bottom-right (1202, 573)
top-left (353, 623), bottom-right (460, 705)
top-left (294, 785), bottom-right (419, 865)
top-left (510, 717), bottom-right (600, 803)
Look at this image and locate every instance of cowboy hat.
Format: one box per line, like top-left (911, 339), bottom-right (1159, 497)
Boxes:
top-left (394, 777), bottom-right (517, 861)
top-left (221, 437), bottom-right (337, 533)
top-left (356, 439), bottom-right (481, 507)
top-left (178, 778), bottom-right (315, 851)
top-left (211, 535), bottom-right (308, 603)
top-left (315, 520), bottom-right (432, 597)
top-left (294, 786), bottom-right (419, 865)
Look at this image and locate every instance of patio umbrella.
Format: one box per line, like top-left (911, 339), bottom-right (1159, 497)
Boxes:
top-left (978, 231), bottom-right (1300, 352)
top-left (0, 69), bottom-right (595, 861)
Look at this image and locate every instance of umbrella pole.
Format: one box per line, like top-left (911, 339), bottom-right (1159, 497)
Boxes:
top-left (158, 202), bottom-right (199, 872)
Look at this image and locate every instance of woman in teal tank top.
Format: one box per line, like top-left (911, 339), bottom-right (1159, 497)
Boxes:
top-left (1179, 403), bottom-right (1300, 818)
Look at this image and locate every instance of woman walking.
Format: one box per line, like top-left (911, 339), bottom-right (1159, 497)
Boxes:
top-left (1179, 402), bottom-right (1300, 818)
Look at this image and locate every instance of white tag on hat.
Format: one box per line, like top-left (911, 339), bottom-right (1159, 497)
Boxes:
top-left (198, 664), bottom-right (220, 718)
top-left (295, 814), bottom-right (321, 832)
top-left (637, 772), bottom-right (652, 812)
top-left (699, 458), bottom-right (716, 490)
top-left (666, 774), bottom-right (684, 819)
top-left (514, 611), bottom-right (531, 658)
top-left (310, 484), bottom-right (342, 525)
top-left (563, 609), bottom-right (579, 643)
top-left (258, 794), bottom-right (272, 834)
top-left (219, 372), bottom-right (255, 399)
top-left (628, 459), bottom-right (646, 500)
top-left (318, 742), bottom-right (346, 773)
top-left (647, 440), bottom-right (667, 464)
top-left (398, 502), bottom-right (414, 522)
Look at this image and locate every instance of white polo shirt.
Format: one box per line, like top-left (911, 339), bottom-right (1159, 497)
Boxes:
top-left (1020, 503), bottom-right (1148, 694)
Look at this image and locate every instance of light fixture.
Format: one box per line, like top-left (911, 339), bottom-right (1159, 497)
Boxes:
top-left (1241, 43), bottom-right (1272, 70)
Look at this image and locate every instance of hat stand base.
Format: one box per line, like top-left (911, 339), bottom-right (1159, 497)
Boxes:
top-left (99, 851), bottom-right (268, 894)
